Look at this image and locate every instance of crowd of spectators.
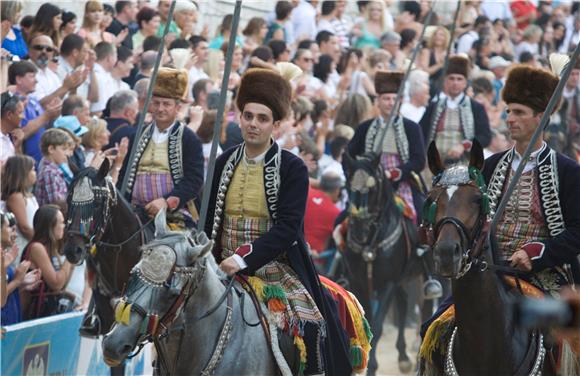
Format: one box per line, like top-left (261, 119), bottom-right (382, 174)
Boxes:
top-left (1, 0), bottom-right (580, 325)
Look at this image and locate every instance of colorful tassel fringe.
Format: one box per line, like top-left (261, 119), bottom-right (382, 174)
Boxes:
top-left (294, 334), bottom-right (307, 376)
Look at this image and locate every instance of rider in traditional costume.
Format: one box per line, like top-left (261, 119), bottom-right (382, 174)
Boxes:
top-left (347, 70), bottom-right (426, 223)
top-left (204, 67), bottom-right (354, 375)
top-left (420, 55), bottom-right (492, 166)
top-left (122, 68), bottom-right (204, 229)
top-left (483, 64), bottom-right (580, 294)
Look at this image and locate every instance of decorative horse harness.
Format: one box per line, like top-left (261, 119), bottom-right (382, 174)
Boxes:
top-left (419, 166), bottom-right (546, 375)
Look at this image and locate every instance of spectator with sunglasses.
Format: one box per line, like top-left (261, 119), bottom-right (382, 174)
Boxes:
top-left (0, 92), bottom-right (25, 165)
top-left (28, 34), bottom-right (84, 106)
top-left (7, 61), bottom-right (61, 163)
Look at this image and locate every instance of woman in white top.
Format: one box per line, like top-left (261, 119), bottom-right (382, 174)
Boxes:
top-left (1, 155), bottom-right (39, 261)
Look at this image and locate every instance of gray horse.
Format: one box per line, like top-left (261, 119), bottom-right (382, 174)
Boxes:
top-left (102, 209), bottom-right (287, 375)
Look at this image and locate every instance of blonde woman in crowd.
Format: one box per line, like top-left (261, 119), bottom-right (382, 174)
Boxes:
top-left (78, 1), bottom-right (117, 48)
top-left (418, 26), bottom-right (450, 94)
top-left (353, 1), bottom-right (386, 50)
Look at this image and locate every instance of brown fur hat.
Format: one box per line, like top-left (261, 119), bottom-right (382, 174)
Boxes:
top-left (152, 68), bottom-right (189, 100)
top-left (446, 55), bottom-right (470, 77)
top-left (374, 70), bottom-right (404, 95)
top-left (502, 65), bottom-right (559, 113)
top-left (236, 68), bottom-right (292, 121)
top-left (575, 57), bottom-right (580, 70)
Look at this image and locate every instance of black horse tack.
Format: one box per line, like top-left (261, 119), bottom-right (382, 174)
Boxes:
top-left (342, 151), bottom-right (436, 375)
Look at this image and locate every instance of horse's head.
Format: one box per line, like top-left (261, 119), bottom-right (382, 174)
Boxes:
top-left (422, 141), bottom-right (490, 278)
top-left (343, 151), bottom-right (395, 245)
top-left (64, 158), bottom-right (116, 264)
top-left (102, 209), bottom-right (213, 366)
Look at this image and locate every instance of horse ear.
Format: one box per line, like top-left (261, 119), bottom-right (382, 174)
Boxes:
top-left (427, 141), bottom-right (444, 176)
top-left (187, 231), bottom-right (214, 263)
top-left (370, 152), bottom-right (381, 167)
top-left (96, 157), bottom-right (111, 181)
top-left (469, 139), bottom-right (484, 171)
top-left (154, 207), bottom-right (168, 236)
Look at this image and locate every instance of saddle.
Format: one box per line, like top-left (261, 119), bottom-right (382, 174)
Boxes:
top-left (235, 274), bottom-right (372, 375)
top-left (419, 277), bottom-right (580, 374)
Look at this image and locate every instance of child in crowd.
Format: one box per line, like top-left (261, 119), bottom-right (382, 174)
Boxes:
top-left (34, 128), bottom-right (73, 209)
top-left (1, 155), bottom-right (39, 260)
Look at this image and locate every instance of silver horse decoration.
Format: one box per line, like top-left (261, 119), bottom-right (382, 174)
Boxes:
top-left (102, 208), bottom-right (291, 375)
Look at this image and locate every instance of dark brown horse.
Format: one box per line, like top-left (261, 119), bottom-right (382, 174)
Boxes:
top-left (342, 151), bottom-right (435, 375)
top-left (418, 141), bottom-right (554, 375)
top-left (63, 159), bottom-right (150, 375)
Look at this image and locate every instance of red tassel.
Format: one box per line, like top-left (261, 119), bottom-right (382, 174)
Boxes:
top-left (147, 314), bottom-right (159, 336)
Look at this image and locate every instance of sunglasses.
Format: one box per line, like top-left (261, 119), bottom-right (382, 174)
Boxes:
top-left (32, 45), bottom-right (56, 53)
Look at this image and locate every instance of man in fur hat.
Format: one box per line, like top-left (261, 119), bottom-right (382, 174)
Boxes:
top-left (347, 70), bottom-right (426, 223)
top-left (483, 64), bottom-right (580, 293)
top-left (122, 67), bottom-right (204, 228)
top-left (545, 58), bottom-right (580, 160)
top-left (204, 67), bottom-right (354, 376)
top-left (420, 55), bottom-right (492, 165)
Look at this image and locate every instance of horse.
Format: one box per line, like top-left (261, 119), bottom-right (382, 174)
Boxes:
top-left (342, 151), bottom-right (435, 375)
top-left (101, 209), bottom-right (281, 375)
top-left (63, 159), bottom-right (150, 374)
top-left (418, 141), bottom-right (554, 375)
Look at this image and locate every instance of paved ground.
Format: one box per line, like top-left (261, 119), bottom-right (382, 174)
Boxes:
top-left (374, 323), bottom-right (420, 376)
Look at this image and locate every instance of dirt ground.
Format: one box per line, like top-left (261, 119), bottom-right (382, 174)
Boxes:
top-left (374, 322), bottom-right (420, 376)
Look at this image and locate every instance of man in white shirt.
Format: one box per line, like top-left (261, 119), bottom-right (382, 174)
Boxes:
top-left (0, 92), bottom-right (24, 164)
top-left (110, 46), bottom-right (133, 93)
top-left (91, 42), bottom-right (117, 115)
top-left (329, 0), bottom-right (352, 49)
top-left (56, 34), bottom-right (98, 103)
top-left (456, 15), bottom-right (491, 55)
top-left (188, 35), bottom-right (210, 100)
top-left (481, 0), bottom-right (513, 21)
top-left (28, 35), bottom-right (83, 108)
top-left (317, 1), bottom-right (337, 35)
top-left (292, 0), bottom-right (317, 42)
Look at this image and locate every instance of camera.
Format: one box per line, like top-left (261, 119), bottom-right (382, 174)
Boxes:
top-left (1, 211), bottom-right (16, 227)
top-left (513, 296), bottom-right (579, 330)
top-left (0, 54), bottom-right (20, 62)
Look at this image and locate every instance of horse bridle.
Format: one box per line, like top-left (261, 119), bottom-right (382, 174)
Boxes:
top-left (421, 169), bottom-right (490, 279)
top-left (118, 251), bottom-right (238, 376)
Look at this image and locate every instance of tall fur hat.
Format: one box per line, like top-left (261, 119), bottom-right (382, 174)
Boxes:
top-left (374, 70), bottom-right (404, 95)
top-left (446, 55), bottom-right (470, 77)
top-left (236, 68), bottom-right (292, 121)
top-left (153, 68), bottom-right (189, 100)
top-left (502, 65), bottom-right (559, 113)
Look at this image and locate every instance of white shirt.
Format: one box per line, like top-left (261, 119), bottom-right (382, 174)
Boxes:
top-left (111, 78), bottom-right (130, 93)
top-left (481, 0), bottom-right (513, 21)
top-left (291, 0), bottom-right (318, 41)
top-left (317, 18), bottom-right (336, 34)
top-left (0, 131), bottom-right (15, 164)
top-left (437, 92), bottom-right (466, 110)
top-left (152, 123), bottom-right (171, 144)
top-left (511, 142), bottom-right (546, 174)
top-left (56, 56), bottom-right (91, 100)
top-left (400, 102), bottom-right (426, 124)
top-left (32, 63), bottom-right (62, 101)
top-left (91, 63), bottom-right (115, 113)
top-left (188, 65), bottom-right (209, 101)
top-left (456, 31), bottom-right (479, 54)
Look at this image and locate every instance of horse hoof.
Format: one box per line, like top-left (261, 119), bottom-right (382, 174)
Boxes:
top-left (398, 359), bottom-right (413, 374)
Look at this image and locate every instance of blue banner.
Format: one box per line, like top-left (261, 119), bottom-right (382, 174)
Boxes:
top-left (1, 312), bottom-right (152, 375)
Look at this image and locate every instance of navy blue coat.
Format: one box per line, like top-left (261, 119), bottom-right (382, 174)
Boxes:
top-left (419, 97), bottom-right (492, 149)
top-left (483, 148), bottom-right (580, 274)
top-left (204, 143), bottom-right (352, 376)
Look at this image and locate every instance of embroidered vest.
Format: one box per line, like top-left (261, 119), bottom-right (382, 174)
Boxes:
top-left (364, 116), bottom-right (410, 163)
top-left (428, 96), bottom-right (475, 145)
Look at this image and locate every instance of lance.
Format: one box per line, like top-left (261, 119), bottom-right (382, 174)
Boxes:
top-left (372, 1), bottom-right (438, 155)
top-left (120, 0), bottom-right (177, 196)
top-left (198, 0), bottom-right (243, 229)
top-left (488, 45), bottom-right (580, 264)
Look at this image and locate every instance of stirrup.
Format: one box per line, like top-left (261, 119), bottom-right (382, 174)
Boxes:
top-left (79, 313), bottom-right (101, 338)
top-left (423, 277), bottom-right (443, 300)
top-left (417, 246), bottom-right (429, 257)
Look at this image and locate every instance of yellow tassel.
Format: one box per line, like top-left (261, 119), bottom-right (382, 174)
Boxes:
top-left (90, 245), bottom-right (97, 256)
top-left (247, 276), bottom-right (266, 301)
top-left (419, 305), bottom-right (455, 362)
top-left (294, 335), bottom-right (308, 364)
top-left (121, 303), bottom-right (132, 325)
top-left (115, 301), bottom-right (126, 324)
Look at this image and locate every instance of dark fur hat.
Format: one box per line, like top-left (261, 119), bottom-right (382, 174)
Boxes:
top-left (502, 65), bottom-right (559, 113)
top-left (236, 68), bottom-right (292, 121)
top-left (374, 70), bottom-right (404, 95)
top-left (446, 55), bottom-right (470, 77)
top-left (574, 57), bottom-right (580, 70)
top-left (152, 68), bottom-right (189, 100)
